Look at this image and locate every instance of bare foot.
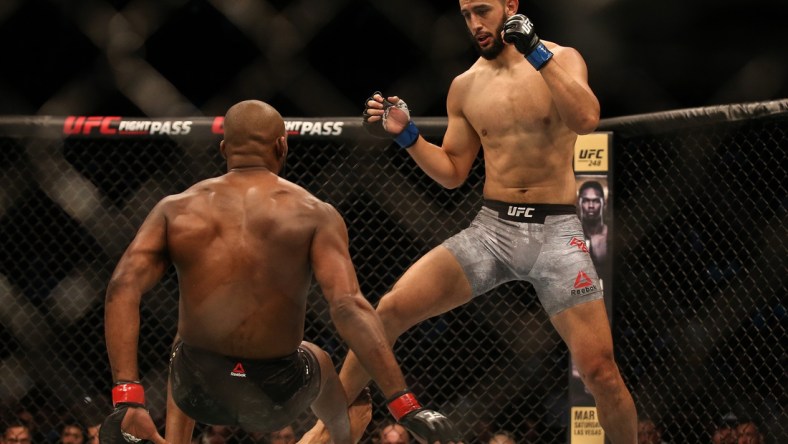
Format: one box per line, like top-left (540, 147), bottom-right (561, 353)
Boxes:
top-left (297, 388), bottom-right (373, 444)
top-left (348, 387), bottom-right (372, 443)
top-left (296, 422), bottom-right (330, 444)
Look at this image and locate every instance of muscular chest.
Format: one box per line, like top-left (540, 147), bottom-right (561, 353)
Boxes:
top-left (463, 72), bottom-right (556, 136)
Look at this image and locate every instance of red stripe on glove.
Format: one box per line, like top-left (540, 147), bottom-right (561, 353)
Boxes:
top-left (387, 391), bottom-right (422, 421)
top-left (112, 382), bottom-right (145, 407)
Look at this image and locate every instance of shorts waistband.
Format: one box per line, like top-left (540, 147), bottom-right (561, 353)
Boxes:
top-left (180, 341), bottom-right (299, 364)
top-left (483, 200), bottom-right (577, 223)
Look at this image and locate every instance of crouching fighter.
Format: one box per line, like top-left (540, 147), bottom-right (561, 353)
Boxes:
top-left (99, 100), bottom-right (461, 444)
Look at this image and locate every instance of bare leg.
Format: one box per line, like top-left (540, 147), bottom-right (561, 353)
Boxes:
top-left (296, 424), bottom-right (330, 444)
top-left (301, 247), bottom-right (472, 443)
top-left (165, 372), bottom-right (196, 444)
top-left (166, 336), bottom-right (196, 444)
top-left (551, 299), bottom-right (638, 444)
top-left (301, 342), bottom-right (353, 444)
top-left (347, 388), bottom-right (373, 442)
top-left (296, 391), bottom-right (370, 444)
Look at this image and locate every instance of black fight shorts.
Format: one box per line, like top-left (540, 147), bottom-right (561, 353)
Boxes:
top-left (169, 341), bottom-right (321, 432)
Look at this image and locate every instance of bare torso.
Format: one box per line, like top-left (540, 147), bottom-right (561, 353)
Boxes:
top-left (160, 169), bottom-right (322, 358)
top-left (455, 42), bottom-right (580, 205)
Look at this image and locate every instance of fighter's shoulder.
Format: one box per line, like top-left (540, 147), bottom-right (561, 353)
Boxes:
top-left (448, 64), bottom-right (483, 102)
top-left (300, 196), bottom-right (346, 231)
top-left (275, 178), bottom-right (321, 206)
top-left (178, 176), bottom-right (223, 195)
top-left (305, 197), bottom-right (343, 224)
top-left (147, 177), bottom-right (224, 219)
top-left (153, 190), bottom-right (192, 211)
top-left (274, 180), bottom-right (341, 220)
top-left (543, 41), bottom-right (586, 63)
top-left (158, 177), bottom-right (219, 206)
top-left (452, 61), bottom-right (484, 87)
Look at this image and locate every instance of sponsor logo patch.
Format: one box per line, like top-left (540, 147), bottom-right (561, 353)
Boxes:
top-left (63, 116), bottom-right (193, 136)
top-left (506, 206), bottom-right (535, 218)
top-left (569, 237), bottom-right (589, 252)
top-left (230, 362), bottom-right (247, 377)
top-left (571, 271), bottom-right (598, 295)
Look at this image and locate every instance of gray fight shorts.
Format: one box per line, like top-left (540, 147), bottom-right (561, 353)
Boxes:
top-left (442, 200), bottom-right (603, 316)
top-left (169, 341), bottom-right (320, 432)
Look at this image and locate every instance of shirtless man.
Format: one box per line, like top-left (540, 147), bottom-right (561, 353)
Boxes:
top-left (99, 100), bottom-right (459, 444)
top-left (303, 1), bottom-right (637, 443)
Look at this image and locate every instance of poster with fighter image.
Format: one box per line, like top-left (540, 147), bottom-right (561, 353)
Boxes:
top-left (569, 133), bottom-right (613, 444)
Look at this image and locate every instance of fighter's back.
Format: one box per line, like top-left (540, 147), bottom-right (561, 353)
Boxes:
top-left (162, 169), bottom-right (325, 359)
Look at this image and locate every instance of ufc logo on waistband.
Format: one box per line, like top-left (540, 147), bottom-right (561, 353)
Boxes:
top-left (507, 206), bottom-right (534, 217)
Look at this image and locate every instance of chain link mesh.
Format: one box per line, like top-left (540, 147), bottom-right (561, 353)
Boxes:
top-left (1, 109), bottom-right (786, 444)
top-left (609, 115), bottom-right (787, 443)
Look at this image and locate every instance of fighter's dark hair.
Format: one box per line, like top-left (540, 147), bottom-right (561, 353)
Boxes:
top-left (579, 180), bottom-right (604, 197)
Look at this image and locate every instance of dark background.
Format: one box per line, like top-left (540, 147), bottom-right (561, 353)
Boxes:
top-left (1, 1), bottom-right (786, 442)
top-left (1, 0), bottom-right (787, 120)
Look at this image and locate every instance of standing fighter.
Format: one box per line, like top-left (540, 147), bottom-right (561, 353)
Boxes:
top-left (302, 0), bottom-right (637, 443)
top-left (99, 100), bottom-right (460, 444)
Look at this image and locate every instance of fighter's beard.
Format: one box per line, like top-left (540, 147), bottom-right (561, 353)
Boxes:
top-left (469, 19), bottom-right (506, 60)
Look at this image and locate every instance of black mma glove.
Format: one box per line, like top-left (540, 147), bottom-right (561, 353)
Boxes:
top-left (99, 381), bottom-right (149, 444)
top-left (387, 389), bottom-right (461, 443)
top-left (362, 91), bottom-right (420, 149)
top-left (502, 14), bottom-right (553, 70)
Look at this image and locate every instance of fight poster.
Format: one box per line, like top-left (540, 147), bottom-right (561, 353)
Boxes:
top-left (568, 132), bottom-right (613, 443)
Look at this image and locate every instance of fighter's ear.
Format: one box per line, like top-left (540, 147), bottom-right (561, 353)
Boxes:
top-left (276, 135), bottom-right (288, 160)
top-left (505, 0), bottom-right (519, 16)
top-left (219, 140), bottom-right (227, 159)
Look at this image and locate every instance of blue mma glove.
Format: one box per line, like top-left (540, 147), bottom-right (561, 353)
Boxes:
top-left (503, 14), bottom-right (553, 70)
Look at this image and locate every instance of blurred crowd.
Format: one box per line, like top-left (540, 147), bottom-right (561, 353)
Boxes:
top-left (1, 398), bottom-right (769, 444)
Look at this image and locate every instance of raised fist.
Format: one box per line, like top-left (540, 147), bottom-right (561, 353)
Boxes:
top-left (503, 14), bottom-right (553, 70)
top-left (503, 14), bottom-right (540, 55)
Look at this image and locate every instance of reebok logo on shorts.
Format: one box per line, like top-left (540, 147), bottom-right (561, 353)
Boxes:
top-left (574, 271), bottom-right (593, 288)
top-left (230, 362), bottom-right (247, 377)
top-left (571, 271), bottom-right (598, 295)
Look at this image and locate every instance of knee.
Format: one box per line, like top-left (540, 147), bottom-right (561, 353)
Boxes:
top-left (375, 290), bottom-right (413, 341)
top-left (576, 354), bottom-right (622, 392)
top-left (302, 342), bottom-right (333, 370)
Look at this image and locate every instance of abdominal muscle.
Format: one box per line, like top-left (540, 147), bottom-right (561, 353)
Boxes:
top-left (479, 130), bottom-right (579, 205)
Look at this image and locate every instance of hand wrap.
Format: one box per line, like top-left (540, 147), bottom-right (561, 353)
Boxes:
top-left (362, 91), bottom-right (420, 148)
top-left (362, 91), bottom-right (392, 139)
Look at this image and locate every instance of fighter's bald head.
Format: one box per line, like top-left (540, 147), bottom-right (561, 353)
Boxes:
top-left (223, 100), bottom-right (285, 151)
top-left (220, 100), bottom-right (288, 171)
